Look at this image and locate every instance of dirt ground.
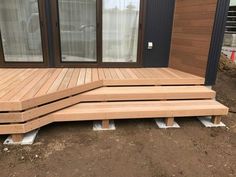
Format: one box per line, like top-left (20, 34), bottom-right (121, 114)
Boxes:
top-left (0, 58), bottom-right (235, 177)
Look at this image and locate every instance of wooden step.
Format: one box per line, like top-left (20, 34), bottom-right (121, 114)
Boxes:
top-left (0, 86), bottom-right (215, 123)
top-left (53, 100), bottom-right (228, 121)
top-left (0, 100), bottom-right (228, 135)
top-left (79, 86), bottom-right (216, 101)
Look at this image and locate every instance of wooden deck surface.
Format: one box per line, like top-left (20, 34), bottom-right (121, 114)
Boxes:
top-left (0, 68), bottom-right (204, 111)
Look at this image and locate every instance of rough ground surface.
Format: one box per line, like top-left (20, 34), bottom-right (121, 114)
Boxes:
top-left (0, 59), bottom-right (235, 177)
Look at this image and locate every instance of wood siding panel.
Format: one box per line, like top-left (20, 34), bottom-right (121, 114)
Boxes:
top-left (169, 0), bottom-right (218, 77)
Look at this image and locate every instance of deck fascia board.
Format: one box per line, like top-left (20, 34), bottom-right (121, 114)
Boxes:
top-left (0, 100), bottom-right (228, 135)
top-left (0, 86), bottom-right (215, 123)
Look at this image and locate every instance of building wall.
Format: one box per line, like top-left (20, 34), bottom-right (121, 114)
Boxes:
top-left (169, 0), bottom-right (218, 77)
top-left (142, 0), bottom-right (175, 67)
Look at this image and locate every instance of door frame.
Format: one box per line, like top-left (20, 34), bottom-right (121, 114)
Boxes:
top-left (0, 0), bottom-right (50, 68)
top-left (51, 0), bottom-right (146, 68)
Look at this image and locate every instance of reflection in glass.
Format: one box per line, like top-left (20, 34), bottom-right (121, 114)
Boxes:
top-left (103, 0), bottom-right (140, 63)
top-left (58, 0), bottom-right (97, 62)
top-left (0, 0), bottom-right (43, 62)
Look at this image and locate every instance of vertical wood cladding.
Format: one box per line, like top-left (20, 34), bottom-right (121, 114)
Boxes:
top-left (169, 0), bottom-right (218, 77)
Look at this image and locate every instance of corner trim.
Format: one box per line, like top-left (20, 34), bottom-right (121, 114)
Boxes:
top-left (205, 0), bottom-right (230, 85)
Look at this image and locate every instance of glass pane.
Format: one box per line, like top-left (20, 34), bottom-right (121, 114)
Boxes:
top-left (103, 0), bottom-right (140, 63)
top-left (58, 0), bottom-right (97, 62)
top-left (0, 0), bottom-right (43, 62)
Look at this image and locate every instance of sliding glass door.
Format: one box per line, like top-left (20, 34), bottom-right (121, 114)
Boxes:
top-left (58, 0), bottom-right (97, 62)
top-left (102, 0), bottom-right (140, 63)
top-left (52, 0), bottom-right (143, 67)
top-left (0, 0), bottom-right (144, 67)
top-left (0, 0), bottom-right (49, 66)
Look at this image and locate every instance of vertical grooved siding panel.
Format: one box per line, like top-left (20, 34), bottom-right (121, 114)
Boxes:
top-left (143, 0), bottom-right (175, 67)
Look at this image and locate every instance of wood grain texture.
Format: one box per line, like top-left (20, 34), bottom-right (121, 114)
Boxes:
top-left (0, 100), bottom-right (228, 135)
top-left (0, 86), bottom-right (216, 123)
top-left (0, 68), bottom-right (205, 111)
top-left (165, 117), bottom-right (174, 126)
top-left (169, 0), bottom-right (218, 77)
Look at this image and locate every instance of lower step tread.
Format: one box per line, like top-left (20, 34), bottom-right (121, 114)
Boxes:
top-left (53, 100), bottom-right (228, 121)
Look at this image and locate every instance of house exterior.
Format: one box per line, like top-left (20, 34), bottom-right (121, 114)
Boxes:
top-left (0, 0), bottom-right (230, 84)
top-left (0, 0), bottom-right (230, 142)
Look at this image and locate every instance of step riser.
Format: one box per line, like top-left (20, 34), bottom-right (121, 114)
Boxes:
top-left (0, 87), bottom-right (216, 123)
top-left (0, 99), bottom-right (228, 135)
top-left (79, 92), bottom-right (215, 102)
top-left (54, 109), bottom-right (228, 122)
top-left (0, 106), bottom-right (228, 135)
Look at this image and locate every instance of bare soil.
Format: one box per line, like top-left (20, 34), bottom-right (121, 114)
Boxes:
top-left (0, 59), bottom-right (235, 177)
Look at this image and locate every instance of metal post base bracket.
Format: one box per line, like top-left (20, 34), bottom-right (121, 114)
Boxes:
top-left (4, 129), bottom-right (39, 145)
top-left (93, 120), bottom-right (116, 131)
top-left (155, 119), bottom-right (180, 129)
top-left (198, 117), bottom-right (226, 128)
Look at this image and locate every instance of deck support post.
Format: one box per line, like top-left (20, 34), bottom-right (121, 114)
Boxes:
top-left (4, 129), bottom-right (39, 145)
top-left (165, 117), bottom-right (174, 127)
top-left (211, 116), bottom-right (221, 125)
top-left (11, 134), bottom-right (24, 143)
top-left (102, 120), bottom-right (110, 129)
top-left (93, 120), bottom-right (116, 131)
top-left (198, 116), bottom-right (226, 128)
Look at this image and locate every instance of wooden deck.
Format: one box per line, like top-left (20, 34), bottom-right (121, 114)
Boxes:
top-left (0, 68), bottom-right (228, 138)
top-left (0, 68), bottom-right (204, 111)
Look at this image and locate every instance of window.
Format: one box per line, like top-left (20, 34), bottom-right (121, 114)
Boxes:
top-left (102, 0), bottom-right (140, 63)
top-left (58, 0), bottom-right (97, 62)
top-left (0, 0), bottom-right (43, 62)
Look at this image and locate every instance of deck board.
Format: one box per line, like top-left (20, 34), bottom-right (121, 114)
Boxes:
top-left (77, 68), bottom-right (86, 85)
top-left (92, 68), bottom-right (99, 82)
top-left (48, 68), bottom-right (68, 93)
top-left (114, 68), bottom-right (125, 79)
top-left (0, 69), bottom-right (30, 94)
top-left (58, 68), bottom-right (74, 91)
top-left (109, 68), bottom-right (119, 79)
top-left (1, 69), bottom-right (40, 100)
top-left (0, 86), bottom-right (216, 123)
top-left (21, 70), bottom-right (55, 100)
top-left (11, 69), bottom-right (49, 101)
top-left (68, 69), bottom-right (80, 88)
top-left (0, 100), bottom-right (228, 135)
top-left (52, 100), bottom-right (227, 128)
top-left (132, 68), bottom-right (145, 78)
top-left (103, 68), bottom-right (112, 79)
top-left (35, 69), bottom-right (62, 97)
top-left (0, 68), bottom-right (205, 111)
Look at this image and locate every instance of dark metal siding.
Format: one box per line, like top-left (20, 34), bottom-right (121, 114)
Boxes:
top-left (205, 0), bottom-right (230, 85)
top-left (142, 0), bottom-right (175, 67)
